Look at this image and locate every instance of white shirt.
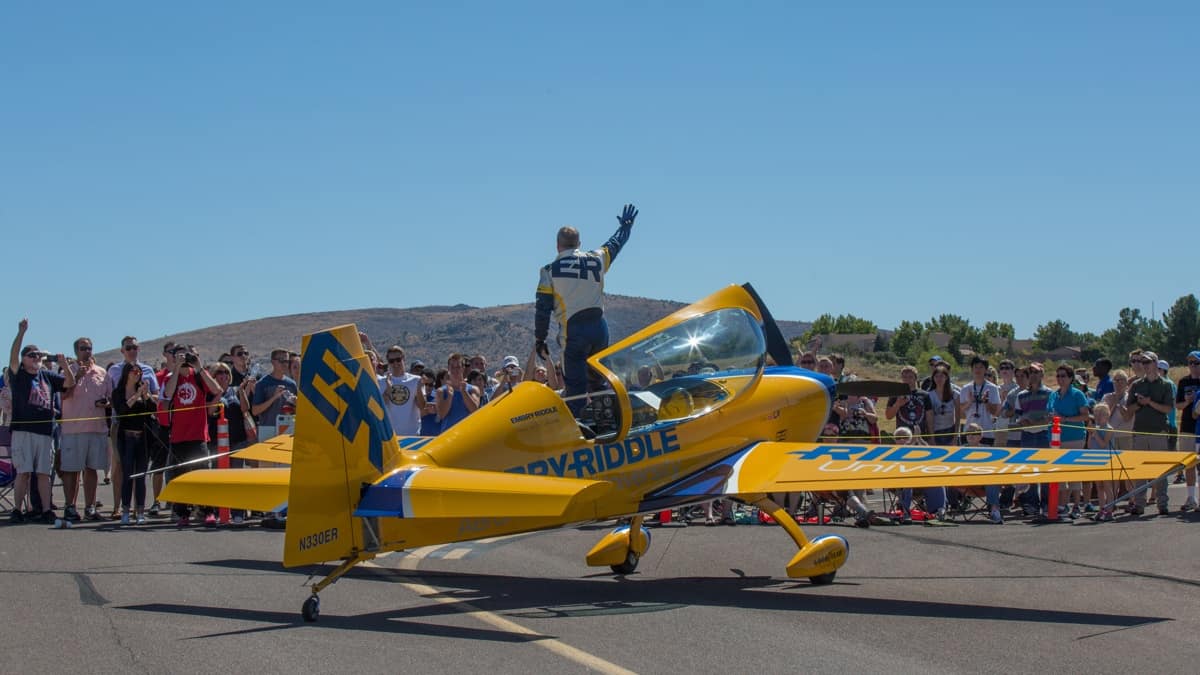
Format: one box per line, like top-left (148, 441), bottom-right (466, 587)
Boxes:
top-left (378, 372), bottom-right (423, 436)
top-left (959, 379), bottom-right (1002, 437)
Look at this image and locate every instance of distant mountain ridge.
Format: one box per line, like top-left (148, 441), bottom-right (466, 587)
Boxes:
top-left (95, 294), bottom-right (812, 372)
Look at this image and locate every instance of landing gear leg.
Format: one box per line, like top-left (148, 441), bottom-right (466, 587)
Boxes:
top-left (611, 514), bottom-right (646, 574)
top-left (302, 552), bottom-right (374, 622)
top-left (750, 494), bottom-right (847, 584)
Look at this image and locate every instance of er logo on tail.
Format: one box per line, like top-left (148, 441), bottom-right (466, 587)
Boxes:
top-left (300, 331), bottom-right (395, 473)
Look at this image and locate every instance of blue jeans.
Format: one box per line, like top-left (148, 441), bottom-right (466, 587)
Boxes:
top-left (563, 314), bottom-right (609, 416)
top-left (898, 487), bottom-right (947, 514)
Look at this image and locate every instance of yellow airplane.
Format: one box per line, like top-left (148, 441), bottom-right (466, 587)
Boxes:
top-left (161, 283), bottom-right (1197, 622)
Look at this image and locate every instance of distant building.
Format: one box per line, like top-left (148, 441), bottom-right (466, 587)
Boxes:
top-left (814, 333), bottom-right (878, 353)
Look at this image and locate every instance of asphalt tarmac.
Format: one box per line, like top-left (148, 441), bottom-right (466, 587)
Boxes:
top-left (3, 484), bottom-right (1199, 674)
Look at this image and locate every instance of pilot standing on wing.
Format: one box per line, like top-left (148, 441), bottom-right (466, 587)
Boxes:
top-left (535, 203), bottom-right (638, 416)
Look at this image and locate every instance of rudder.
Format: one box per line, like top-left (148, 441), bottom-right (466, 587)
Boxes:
top-left (283, 324), bottom-right (400, 567)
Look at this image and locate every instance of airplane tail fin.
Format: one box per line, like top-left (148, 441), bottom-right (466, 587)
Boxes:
top-left (283, 324), bottom-right (401, 567)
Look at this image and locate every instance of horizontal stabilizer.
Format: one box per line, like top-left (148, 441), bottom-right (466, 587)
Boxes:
top-left (355, 466), bottom-right (611, 519)
top-left (231, 436), bottom-right (294, 465)
top-left (159, 468), bottom-right (290, 512)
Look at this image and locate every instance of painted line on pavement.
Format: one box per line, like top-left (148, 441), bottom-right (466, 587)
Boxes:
top-left (362, 561), bottom-right (636, 675)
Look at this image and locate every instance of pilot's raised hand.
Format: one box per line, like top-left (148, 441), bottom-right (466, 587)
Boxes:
top-left (616, 204), bottom-right (638, 228)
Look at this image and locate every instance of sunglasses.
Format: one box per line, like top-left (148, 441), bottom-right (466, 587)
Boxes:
top-left (388, 357), bottom-right (404, 364)
top-left (234, 351), bottom-right (249, 357)
top-left (123, 345), bottom-right (140, 352)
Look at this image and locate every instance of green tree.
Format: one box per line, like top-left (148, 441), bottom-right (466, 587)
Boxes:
top-left (1099, 307), bottom-right (1147, 360)
top-left (890, 320), bottom-right (924, 359)
top-left (801, 313), bottom-right (877, 344)
top-left (1161, 294), bottom-right (1200, 362)
top-left (1034, 319), bottom-right (1077, 351)
top-left (983, 321), bottom-right (1015, 340)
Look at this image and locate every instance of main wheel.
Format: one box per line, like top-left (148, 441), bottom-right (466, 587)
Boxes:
top-left (610, 550), bottom-right (639, 575)
top-left (809, 572), bottom-right (836, 585)
top-left (302, 595), bottom-right (321, 622)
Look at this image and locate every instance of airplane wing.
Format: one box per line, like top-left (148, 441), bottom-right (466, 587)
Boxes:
top-left (355, 466), bottom-right (612, 519)
top-left (642, 441), bottom-right (1198, 503)
top-left (159, 468), bottom-right (290, 512)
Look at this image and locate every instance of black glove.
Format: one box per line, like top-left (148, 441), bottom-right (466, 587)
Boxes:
top-left (535, 340), bottom-right (550, 361)
top-left (617, 204), bottom-right (638, 228)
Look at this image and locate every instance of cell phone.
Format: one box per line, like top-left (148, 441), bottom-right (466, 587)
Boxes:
top-left (45, 355), bottom-right (59, 363)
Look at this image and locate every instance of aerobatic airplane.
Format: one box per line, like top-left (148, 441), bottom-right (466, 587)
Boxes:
top-left (161, 283), bottom-right (1197, 622)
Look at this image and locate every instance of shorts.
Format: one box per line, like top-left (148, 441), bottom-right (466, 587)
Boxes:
top-left (60, 432), bottom-right (110, 472)
top-left (11, 430), bottom-right (54, 475)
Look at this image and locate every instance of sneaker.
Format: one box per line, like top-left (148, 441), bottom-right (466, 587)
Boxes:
top-left (9, 509), bottom-right (24, 524)
top-left (854, 511), bottom-right (874, 528)
top-left (1130, 505), bottom-right (1145, 516)
top-left (148, 501), bottom-right (161, 517)
top-left (989, 508), bottom-right (1003, 524)
top-left (40, 510), bottom-right (57, 524)
top-left (136, 515), bottom-right (147, 525)
top-left (1069, 507), bottom-right (1081, 520)
top-left (1180, 499), bottom-right (1197, 512)
top-left (1157, 505), bottom-right (1169, 516)
top-left (120, 511), bottom-right (131, 525)
top-left (204, 514), bottom-right (218, 528)
top-left (84, 506), bottom-right (101, 521)
top-left (1097, 509), bottom-right (1113, 522)
top-left (1084, 503), bottom-right (1097, 513)
top-left (177, 516), bottom-right (191, 528)
top-left (63, 505), bottom-right (80, 522)
top-left (231, 515), bottom-right (245, 526)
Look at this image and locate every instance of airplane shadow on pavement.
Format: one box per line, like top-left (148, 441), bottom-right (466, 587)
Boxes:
top-left (117, 557), bottom-right (1168, 640)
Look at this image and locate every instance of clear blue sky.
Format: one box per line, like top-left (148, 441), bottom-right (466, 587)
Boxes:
top-left (3, 1), bottom-right (1196, 353)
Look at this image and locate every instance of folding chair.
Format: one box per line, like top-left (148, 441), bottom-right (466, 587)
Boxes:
top-left (944, 486), bottom-right (989, 522)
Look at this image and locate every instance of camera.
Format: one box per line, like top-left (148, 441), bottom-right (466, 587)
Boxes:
top-left (44, 354), bottom-right (59, 363)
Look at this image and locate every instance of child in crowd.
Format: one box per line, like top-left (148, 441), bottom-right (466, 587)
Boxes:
top-left (1088, 403), bottom-right (1117, 522)
top-left (963, 423), bottom-right (1004, 524)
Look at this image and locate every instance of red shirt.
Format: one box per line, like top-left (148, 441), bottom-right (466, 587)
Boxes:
top-left (170, 369), bottom-right (212, 444)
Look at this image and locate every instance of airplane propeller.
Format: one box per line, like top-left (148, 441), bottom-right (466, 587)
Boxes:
top-left (835, 380), bottom-right (911, 398)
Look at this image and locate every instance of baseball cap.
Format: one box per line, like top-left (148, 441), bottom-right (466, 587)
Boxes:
top-left (1188, 350), bottom-right (1200, 363)
top-left (1157, 359), bottom-right (1169, 373)
top-left (929, 355), bottom-right (943, 364)
top-left (502, 355), bottom-right (520, 369)
top-left (1141, 351), bottom-right (1158, 363)
top-left (20, 345), bottom-right (42, 357)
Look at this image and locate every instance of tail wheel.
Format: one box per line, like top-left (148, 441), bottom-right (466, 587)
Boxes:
top-left (610, 550), bottom-right (639, 575)
top-left (302, 595), bottom-right (321, 622)
top-left (809, 572), bottom-right (836, 585)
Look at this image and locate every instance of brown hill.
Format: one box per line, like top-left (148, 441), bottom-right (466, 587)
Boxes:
top-left (95, 294), bottom-right (811, 373)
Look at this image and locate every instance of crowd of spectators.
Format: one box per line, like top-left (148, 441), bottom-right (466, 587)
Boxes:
top-left (2, 316), bottom-right (1196, 534)
top-left (0, 320), bottom-right (567, 528)
top-left (818, 349), bottom-right (1198, 527)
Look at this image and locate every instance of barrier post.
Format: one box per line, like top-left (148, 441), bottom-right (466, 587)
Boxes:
top-left (1046, 415), bottom-right (1061, 521)
top-left (217, 404), bottom-right (230, 525)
